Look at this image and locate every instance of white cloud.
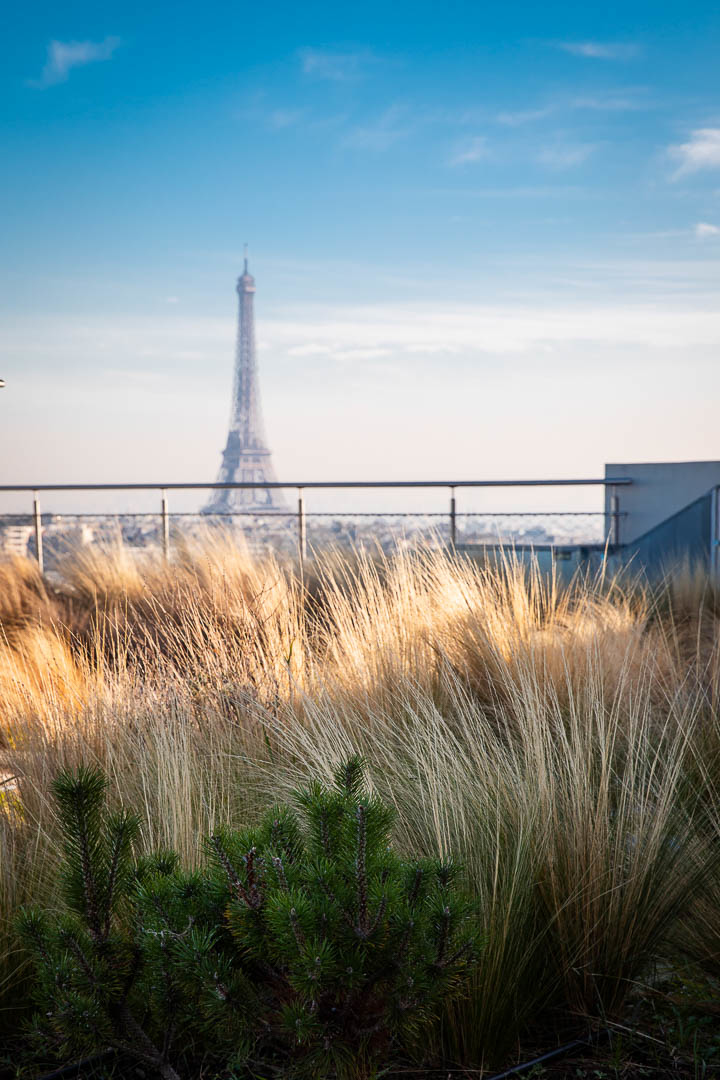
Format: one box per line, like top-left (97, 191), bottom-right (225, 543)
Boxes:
top-left (335, 346), bottom-right (392, 362)
top-left (695, 222), bottom-right (720, 238)
top-left (449, 135), bottom-right (490, 166)
top-left (342, 105), bottom-right (413, 151)
top-left (429, 184), bottom-right (584, 198)
top-left (28, 36), bottom-right (120, 88)
top-left (261, 299), bottom-right (720, 355)
top-left (669, 129), bottom-right (720, 177)
top-left (537, 143), bottom-right (595, 169)
top-left (571, 92), bottom-right (648, 111)
top-left (556, 41), bottom-right (639, 60)
top-left (298, 48), bottom-right (375, 81)
top-left (496, 107), bottom-right (553, 126)
top-left (10, 300), bottom-right (720, 379)
top-left (493, 92), bottom-right (646, 128)
top-left (287, 343), bottom-right (334, 358)
top-left (268, 108), bottom-right (305, 129)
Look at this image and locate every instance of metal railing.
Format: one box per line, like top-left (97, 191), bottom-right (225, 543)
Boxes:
top-left (0, 478), bottom-right (632, 573)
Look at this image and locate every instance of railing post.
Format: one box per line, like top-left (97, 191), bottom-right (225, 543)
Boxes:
top-left (161, 488), bottom-right (170, 562)
top-left (712, 486), bottom-right (720, 580)
top-left (449, 485), bottom-right (457, 547)
top-left (33, 490), bottom-right (44, 573)
top-left (609, 488), bottom-right (620, 547)
top-left (297, 487), bottom-right (307, 570)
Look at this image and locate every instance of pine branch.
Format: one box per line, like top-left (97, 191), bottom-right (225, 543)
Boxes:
top-left (117, 943), bottom-right (143, 1010)
top-left (407, 867), bottom-right (424, 907)
top-left (317, 876), bottom-right (354, 929)
top-left (368, 894), bottom-right (387, 937)
top-left (444, 939), bottom-right (474, 967)
top-left (434, 906), bottom-right (451, 968)
top-left (335, 755), bottom-right (365, 799)
top-left (244, 846), bottom-right (263, 908)
top-left (59, 929), bottom-right (101, 990)
top-left (103, 812), bottom-right (138, 939)
top-left (355, 804), bottom-right (369, 937)
top-left (211, 834), bottom-right (250, 906)
top-left (272, 855), bottom-right (290, 891)
top-left (115, 1003), bottom-right (182, 1080)
top-left (288, 906), bottom-right (306, 951)
top-left (18, 909), bottom-right (52, 969)
top-left (75, 794), bottom-right (103, 940)
top-left (394, 919), bottom-right (415, 966)
top-left (53, 767), bottom-right (108, 940)
top-left (319, 810), bottom-right (331, 857)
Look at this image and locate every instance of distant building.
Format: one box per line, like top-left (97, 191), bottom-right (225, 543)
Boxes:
top-left (204, 257), bottom-right (285, 514)
top-left (0, 524), bottom-right (32, 558)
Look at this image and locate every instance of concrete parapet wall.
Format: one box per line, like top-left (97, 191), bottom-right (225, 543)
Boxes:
top-left (604, 461), bottom-right (720, 545)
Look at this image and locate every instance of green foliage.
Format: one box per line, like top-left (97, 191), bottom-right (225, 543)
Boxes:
top-left (18, 757), bottom-right (478, 1079)
top-left (17, 768), bottom-right (187, 1080)
top-left (52, 764), bottom-right (140, 938)
top-left (212, 754), bottom-right (477, 1077)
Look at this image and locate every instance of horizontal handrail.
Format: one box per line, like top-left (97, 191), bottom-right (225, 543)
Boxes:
top-left (0, 510), bottom-right (618, 519)
top-left (1, 479), bottom-right (630, 574)
top-left (0, 479), bottom-right (632, 492)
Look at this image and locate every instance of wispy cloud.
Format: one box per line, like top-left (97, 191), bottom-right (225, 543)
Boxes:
top-left (449, 135), bottom-right (490, 166)
top-left (342, 105), bottom-right (414, 150)
top-left (28, 36), bottom-right (120, 88)
top-left (496, 107), bottom-right (553, 126)
top-left (556, 41), bottom-right (639, 60)
top-left (669, 129), bottom-right (720, 177)
top-left (298, 47), bottom-right (376, 82)
top-left (537, 143), bottom-right (595, 169)
top-left (695, 222), bottom-right (720, 238)
top-left (267, 108), bottom-right (306, 129)
top-left (428, 185), bottom-right (586, 199)
top-left (571, 90), bottom-right (649, 111)
top-left (261, 297), bottom-right (720, 356)
top-left (623, 228), bottom-right (688, 240)
top-left (493, 90), bottom-right (648, 127)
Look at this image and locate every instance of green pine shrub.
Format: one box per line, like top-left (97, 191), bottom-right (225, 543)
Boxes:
top-left (18, 757), bottom-right (478, 1079)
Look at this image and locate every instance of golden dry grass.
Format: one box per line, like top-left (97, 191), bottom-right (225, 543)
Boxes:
top-left (1, 536), bottom-right (719, 1065)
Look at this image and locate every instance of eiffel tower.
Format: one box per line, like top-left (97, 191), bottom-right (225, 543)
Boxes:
top-left (205, 254), bottom-right (285, 513)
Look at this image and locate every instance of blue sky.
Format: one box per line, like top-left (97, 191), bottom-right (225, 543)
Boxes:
top-left (1, 0), bottom-right (719, 515)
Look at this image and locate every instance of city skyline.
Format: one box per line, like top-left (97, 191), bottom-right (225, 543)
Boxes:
top-left (1, 0), bottom-right (719, 516)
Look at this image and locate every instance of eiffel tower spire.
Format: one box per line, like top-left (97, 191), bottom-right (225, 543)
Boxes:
top-left (205, 256), bottom-right (284, 512)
